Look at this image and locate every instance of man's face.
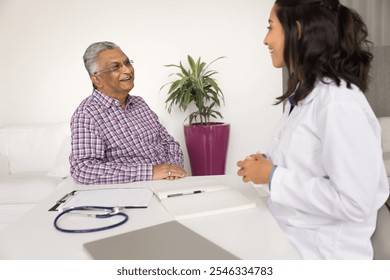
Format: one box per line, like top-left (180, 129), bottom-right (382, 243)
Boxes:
top-left (92, 48), bottom-right (135, 99)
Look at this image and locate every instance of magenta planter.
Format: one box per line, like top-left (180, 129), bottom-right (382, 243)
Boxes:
top-left (184, 122), bottom-right (230, 176)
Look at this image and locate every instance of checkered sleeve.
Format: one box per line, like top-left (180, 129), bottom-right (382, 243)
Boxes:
top-left (69, 111), bottom-right (153, 184)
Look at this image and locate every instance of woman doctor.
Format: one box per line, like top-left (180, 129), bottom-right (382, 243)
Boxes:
top-left (237, 0), bottom-right (389, 259)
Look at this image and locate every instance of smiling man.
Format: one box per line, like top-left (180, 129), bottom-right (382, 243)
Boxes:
top-left (70, 41), bottom-right (186, 184)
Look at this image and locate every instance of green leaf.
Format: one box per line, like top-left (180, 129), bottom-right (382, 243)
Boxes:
top-left (161, 55), bottom-right (227, 124)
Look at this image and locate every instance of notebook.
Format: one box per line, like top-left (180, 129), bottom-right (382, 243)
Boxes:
top-left (152, 184), bottom-right (256, 220)
top-left (83, 221), bottom-right (239, 260)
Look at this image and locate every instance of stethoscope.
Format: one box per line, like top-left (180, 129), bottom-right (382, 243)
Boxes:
top-left (54, 206), bottom-right (129, 233)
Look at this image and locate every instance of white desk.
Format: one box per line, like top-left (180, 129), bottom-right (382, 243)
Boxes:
top-left (0, 175), bottom-right (299, 259)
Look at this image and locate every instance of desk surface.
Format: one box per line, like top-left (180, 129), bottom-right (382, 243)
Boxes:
top-left (0, 175), bottom-right (299, 260)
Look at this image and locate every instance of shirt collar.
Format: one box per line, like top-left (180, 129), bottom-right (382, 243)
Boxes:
top-left (92, 89), bottom-right (133, 109)
top-left (288, 96), bottom-right (297, 107)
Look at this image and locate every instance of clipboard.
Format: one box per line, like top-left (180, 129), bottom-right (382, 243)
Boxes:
top-left (49, 188), bottom-right (154, 211)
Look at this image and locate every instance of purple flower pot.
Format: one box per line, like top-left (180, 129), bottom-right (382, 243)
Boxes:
top-left (184, 122), bottom-right (230, 176)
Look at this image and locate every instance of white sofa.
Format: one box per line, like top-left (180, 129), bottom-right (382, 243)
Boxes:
top-left (0, 123), bottom-right (71, 230)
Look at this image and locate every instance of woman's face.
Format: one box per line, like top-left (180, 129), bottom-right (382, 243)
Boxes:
top-left (263, 5), bottom-right (285, 68)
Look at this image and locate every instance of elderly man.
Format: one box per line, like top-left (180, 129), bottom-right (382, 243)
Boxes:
top-left (70, 41), bottom-right (186, 184)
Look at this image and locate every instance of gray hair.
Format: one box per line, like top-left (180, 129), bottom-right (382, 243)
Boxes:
top-left (83, 41), bottom-right (120, 76)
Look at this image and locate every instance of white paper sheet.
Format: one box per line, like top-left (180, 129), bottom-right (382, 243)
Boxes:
top-left (60, 188), bottom-right (153, 209)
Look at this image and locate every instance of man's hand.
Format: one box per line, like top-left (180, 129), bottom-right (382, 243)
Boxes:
top-left (153, 164), bottom-right (187, 180)
top-left (237, 153), bottom-right (274, 184)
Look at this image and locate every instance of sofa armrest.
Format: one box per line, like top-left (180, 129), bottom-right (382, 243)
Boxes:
top-left (0, 154), bottom-right (10, 176)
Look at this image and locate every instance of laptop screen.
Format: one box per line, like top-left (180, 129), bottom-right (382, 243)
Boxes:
top-left (84, 221), bottom-right (239, 260)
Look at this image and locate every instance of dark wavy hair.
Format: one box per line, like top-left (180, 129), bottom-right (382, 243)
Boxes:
top-left (274, 0), bottom-right (373, 104)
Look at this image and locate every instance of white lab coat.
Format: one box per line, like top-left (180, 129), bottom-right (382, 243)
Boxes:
top-left (265, 79), bottom-right (389, 259)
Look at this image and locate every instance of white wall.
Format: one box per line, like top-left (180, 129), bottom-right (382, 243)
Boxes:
top-left (0, 0), bottom-right (283, 175)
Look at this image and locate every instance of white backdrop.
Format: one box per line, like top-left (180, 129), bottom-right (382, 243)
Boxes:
top-left (0, 0), bottom-right (283, 175)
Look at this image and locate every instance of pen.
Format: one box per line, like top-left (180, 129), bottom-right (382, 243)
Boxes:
top-left (167, 190), bottom-right (203, 198)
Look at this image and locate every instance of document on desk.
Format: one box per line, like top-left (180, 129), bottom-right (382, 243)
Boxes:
top-left (49, 188), bottom-right (153, 211)
top-left (152, 184), bottom-right (256, 220)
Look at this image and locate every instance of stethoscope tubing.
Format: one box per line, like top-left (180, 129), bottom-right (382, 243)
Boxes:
top-left (53, 206), bottom-right (129, 233)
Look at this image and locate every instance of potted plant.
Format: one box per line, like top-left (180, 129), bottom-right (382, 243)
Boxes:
top-left (161, 55), bottom-right (230, 176)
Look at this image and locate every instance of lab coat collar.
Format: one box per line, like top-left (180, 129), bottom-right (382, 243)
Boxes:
top-left (298, 78), bottom-right (334, 106)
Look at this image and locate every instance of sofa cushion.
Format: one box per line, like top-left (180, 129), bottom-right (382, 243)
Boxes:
top-left (0, 123), bottom-right (70, 174)
top-left (0, 175), bottom-right (61, 204)
top-left (47, 135), bottom-right (71, 178)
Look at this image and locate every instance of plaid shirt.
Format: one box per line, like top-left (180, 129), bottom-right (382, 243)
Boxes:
top-left (70, 90), bottom-right (184, 184)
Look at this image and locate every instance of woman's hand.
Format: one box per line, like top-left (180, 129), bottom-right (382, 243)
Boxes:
top-left (237, 153), bottom-right (274, 184)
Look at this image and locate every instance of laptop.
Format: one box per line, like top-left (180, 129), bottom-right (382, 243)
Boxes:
top-left (84, 221), bottom-right (239, 260)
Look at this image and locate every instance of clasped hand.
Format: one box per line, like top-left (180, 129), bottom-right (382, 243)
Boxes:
top-left (237, 153), bottom-right (274, 184)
